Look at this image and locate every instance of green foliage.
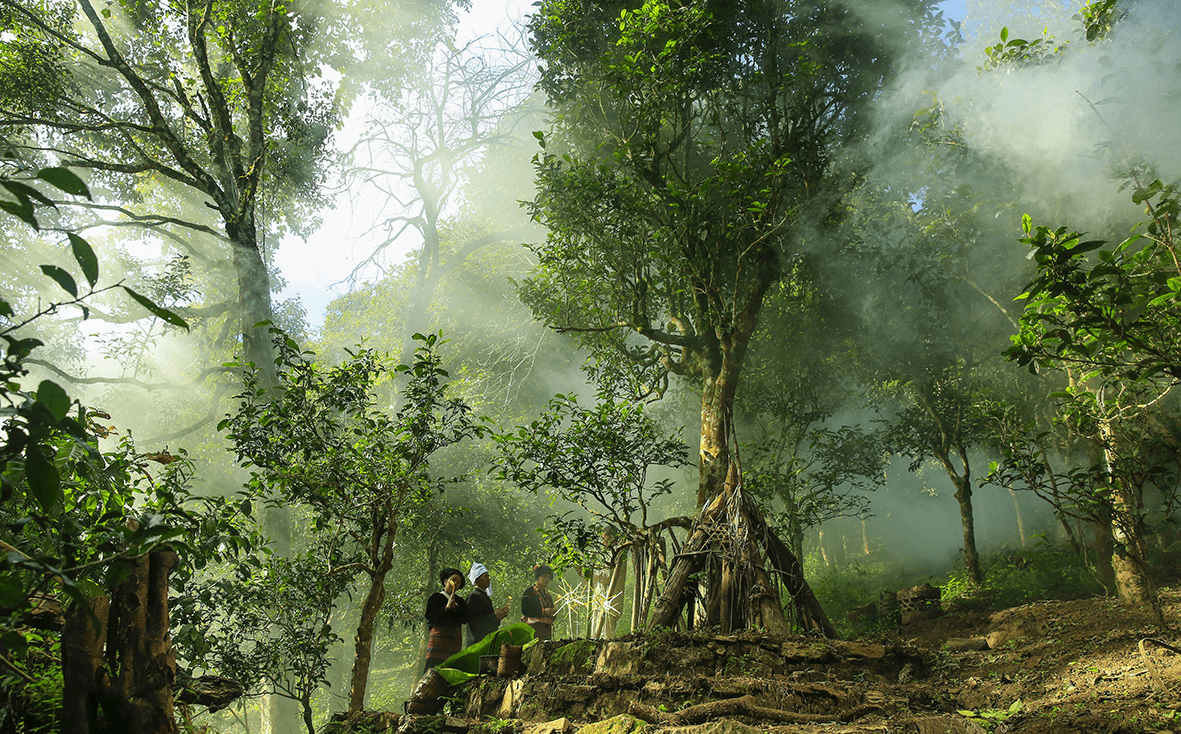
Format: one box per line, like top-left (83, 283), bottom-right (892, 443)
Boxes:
top-left (174, 549), bottom-right (348, 731)
top-left (979, 27), bottom-right (1066, 72)
top-left (957, 699), bottom-right (1024, 732)
top-left (0, 165), bottom-right (262, 733)
top-left (810, 557), bottom-right (936, 628)
top-left (222, 329), bottom-right (485, 711)
top-left (746, 423), bottom-right (886, 554)
top-left (1002, 177), bottom-right (1181, 608)
top-left (0, 165), bottom-right (203, 615)
top-left (1075, 0), bottom-right (1121, 42)
top-left (525, 0), bottom-right (941, 508)
top-left (492, 392), bottom-right (687, 571)
top-left (224, 330), bottom-right (482, 519)
top-left (1008, 178), bottom-right (1181, 386)
top-left (942, 538), bottom-right (1101, 611)
top-left (470, 718), bottom-right (524, 734)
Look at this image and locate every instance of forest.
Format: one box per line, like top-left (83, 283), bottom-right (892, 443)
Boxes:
top-left (0, 0), bottom-right (1179, 732)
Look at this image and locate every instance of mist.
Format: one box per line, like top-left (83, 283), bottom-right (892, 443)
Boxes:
top-left (4, 0), bottom-right (1179, 731)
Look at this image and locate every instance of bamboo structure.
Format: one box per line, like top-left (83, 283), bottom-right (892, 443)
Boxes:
top-left (648, 463), bottom-right (836, 638)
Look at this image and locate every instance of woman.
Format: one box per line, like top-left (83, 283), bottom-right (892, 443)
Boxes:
top-left (424, 567), bottom-right (468, 671)
top-left (520, 563), bottom-right (557, 641)
top-left (465, 561), bottom-right (511, 647)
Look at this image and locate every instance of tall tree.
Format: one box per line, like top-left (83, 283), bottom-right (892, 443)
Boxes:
top-left (523, 0), bottom-right (938, 509)
top-left (0, 0), bottom-right (332, 375)
top-left (1005, 176), bottom-right (1181, 619)
top-left (0, 0), bottom-right (463, 383)
top-left (222, 331), bottom-right (483, 714)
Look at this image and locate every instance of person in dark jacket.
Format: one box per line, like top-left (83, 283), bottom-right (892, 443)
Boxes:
top-left (464, 562), bottom-right (510, 647)
top-left (424, 567), bottom-right (468, 671)
top-left (520, 563), bottom-right (557, 641)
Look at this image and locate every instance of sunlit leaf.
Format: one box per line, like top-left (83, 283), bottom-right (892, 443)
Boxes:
top-left (39, 265), bottom-right (77, 298)
top-left (120, 286), bottom-right (189, 329)
top-left (69, 234), bottom-right (99, 287)
top-left (37, 167), bottom-right (91, 199)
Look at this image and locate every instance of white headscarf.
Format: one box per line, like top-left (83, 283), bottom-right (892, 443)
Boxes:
top-left (468, 562), bottom-right (492, 597)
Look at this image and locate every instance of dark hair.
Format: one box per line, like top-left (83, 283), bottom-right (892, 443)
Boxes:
top-left (533, 563), bottom-right (554, 579)
top-left (439, 567), bottom-right (465, 589)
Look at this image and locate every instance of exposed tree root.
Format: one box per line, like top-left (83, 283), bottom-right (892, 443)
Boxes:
top-left (628, 695), bottom-right (881, 726)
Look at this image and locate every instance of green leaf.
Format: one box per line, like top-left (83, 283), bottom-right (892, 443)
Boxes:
top-left (1000, 26), bottom-right (1009, 42)
top-left (0, 198), bottom-right (38, 229)
top-left (37, 167), bottom-right (91, 199)
top-left (120, 286), bottom-right (189, 329)
top-left (1065, 239), bottom-right (1105, 253)
top-left (2, 631), bottom-right (28, 659)
top-left (39, 265), bottom-right (78, 297)
top-left (69, 234), bottom-right (99, 287)
top-left (2, 180), bottom-right (54, 207)
top-left (24, 445), bottom-right (62, 513)
top-left (36, 380), bottom-right (70, 422)
top-left (0, 575), bottom-right (24, 608)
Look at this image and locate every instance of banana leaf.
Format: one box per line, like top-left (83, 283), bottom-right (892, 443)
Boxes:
top-left (434, 622), bottom-right (535, 685)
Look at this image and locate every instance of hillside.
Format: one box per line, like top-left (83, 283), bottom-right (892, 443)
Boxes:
top-left (338, 590), bottom-right (1181, 734)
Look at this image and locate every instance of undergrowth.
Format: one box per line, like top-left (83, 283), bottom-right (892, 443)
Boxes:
top-left (810, 537), bottom-right (1105, 636)
top-left (941, 536), bottom-right (1102, 611)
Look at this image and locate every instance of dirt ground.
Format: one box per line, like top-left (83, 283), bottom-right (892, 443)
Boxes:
top-left (885, 588), bottom-right (1181, 733)
top-left (377, 590), bottom-right (1181, 734)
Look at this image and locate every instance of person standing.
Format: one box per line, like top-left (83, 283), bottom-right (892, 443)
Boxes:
top-left (520, 563), bottom-right (557, 641)
top-left (424, 567), bottom-right (468, 671)
top-left (465, 562), bottom-right (510, 647)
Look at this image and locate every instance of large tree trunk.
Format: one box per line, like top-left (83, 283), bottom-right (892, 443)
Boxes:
top-left (752, 566), bottom-right (790, 636)
top-left (349, 568), bottom-right (389, 714)
top-left (62, 596), bottom-right (110, 733)
top-left (694, 269), bottom-right (767, 508)
top-left (260, 499), bottom-right (300, 734)
top-left (104, 548), bottom-right (180, 734)
top-left (64, 548), bottom-right (181, 734)
top-left (1109, 482), bottom-right (1162, 622)
top-left (650, 493), bottom-right (727, 628)
top-left (698, 370), bottom-right (734, 508)
top-left (230, 225), bottom-right (276, 382)
top-left (747, 499), bottom-right (837, 638)
top-left (1097, 422), bottom-right (1161, 622)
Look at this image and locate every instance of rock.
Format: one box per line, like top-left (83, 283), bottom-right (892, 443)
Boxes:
top-left (664, 720), bottom-right (763, 734)
top-left (527, 717), bottom-right (572, 734)
top-left (945, 638), bottom-right (990, 652)
top-left (577, 714), bottom-right (647, 734)
top-left (596, 642), bottom-right (644, 676)
top-left (840, 641), bottom-right (888, 660)
top-left (499, 678), bottom-right (529, 719)
top-left (904, 716), bottom-right (987, 734)
top-left (780, 640), bottom-right (834, 663)
top-left (985, 631), bottom-right (1012, 650)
